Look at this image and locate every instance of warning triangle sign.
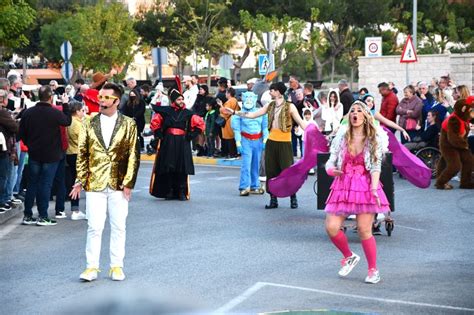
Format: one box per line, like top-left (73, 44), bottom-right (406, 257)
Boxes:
top-left (400, 35), bottom-right (417, 63)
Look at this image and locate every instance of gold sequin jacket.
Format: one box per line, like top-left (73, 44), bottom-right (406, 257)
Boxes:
top-left (76, 113), bottom-right (140, 191)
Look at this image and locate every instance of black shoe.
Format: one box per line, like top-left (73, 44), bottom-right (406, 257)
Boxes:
top-left (178, 189), bottom-right (187, 201)
top-left (372, 224), bottom-right (382, 235)
top-left (1, 203), bottom-right (12, 211)
top-left (290, 195), bottom-right (298, 209)
top-left (165, 191), bottom-right (176, 200)
top-left (36, 217), bottom-right (57, 226)
top-left (22, 216), bottom-right (38, 225)
top-left (265, 195), bottom-right (278, 209)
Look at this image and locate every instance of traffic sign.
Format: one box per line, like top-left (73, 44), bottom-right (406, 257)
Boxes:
top-left (152, 47), bottom-right (168, 65)
top-left (60, 41), bottom-right (72, 60)
top-left (400, 35), bottom-right (417, 63)
top-left (258, 54), bottom-right (274, 75)
top-left (61, 62), bottom-right (73, 81)
top-left (365, 37), bottom-right (382, 57)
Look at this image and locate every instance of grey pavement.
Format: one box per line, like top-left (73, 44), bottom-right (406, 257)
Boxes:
top-left (0, 162), bottom-right (473, 314)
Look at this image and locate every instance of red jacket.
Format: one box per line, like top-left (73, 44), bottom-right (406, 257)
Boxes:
top-left (380, 91), bottom-right (399, 123)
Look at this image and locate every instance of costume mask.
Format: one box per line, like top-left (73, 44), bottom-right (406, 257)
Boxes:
top-left (242, 91), bottom-right (258, 111)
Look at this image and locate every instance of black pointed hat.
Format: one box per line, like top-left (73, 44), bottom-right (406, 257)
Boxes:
top-left (169, 75), bottom-right (183, 103)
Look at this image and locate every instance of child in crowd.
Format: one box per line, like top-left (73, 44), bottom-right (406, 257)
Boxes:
top-left (204, 102), bottom-right (216, 158)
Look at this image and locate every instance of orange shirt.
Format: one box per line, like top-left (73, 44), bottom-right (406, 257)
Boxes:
top-left (219, 97), bottom-right (240, 139)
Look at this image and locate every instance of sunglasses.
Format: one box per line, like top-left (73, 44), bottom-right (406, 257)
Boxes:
top-left (98, 95), bottom-right (118, 101)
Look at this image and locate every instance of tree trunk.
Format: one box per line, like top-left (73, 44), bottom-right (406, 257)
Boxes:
top-left (207, 54), bottom-right (212, 87)
top-left (330, 56), bottom-right (335, 83)
top-left (232, 31), bottom-right (254, 82)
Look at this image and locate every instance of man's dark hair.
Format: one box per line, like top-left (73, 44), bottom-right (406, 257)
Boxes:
top-left (191, 74), bottom-right (199, 80)
top-left (226, 87), bottom-right (236, 97)
top-left (141, 84), bottom-right (151, 93)
top-left (377, 82), bottom-right (389, 89)
top-left (269, 82), bottom-right (287, 95)
top-left (102, 82), bottom-right (123, 99)
top-left (75, 78), bottom-right (85, 85)
top-left (39, 85), bottom-right (53, 102)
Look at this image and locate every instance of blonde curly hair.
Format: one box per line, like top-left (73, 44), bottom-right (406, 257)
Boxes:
top-left (344, 101), bottom-right (379, 164)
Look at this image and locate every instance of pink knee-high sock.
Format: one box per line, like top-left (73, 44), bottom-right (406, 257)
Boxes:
top-left (361, 236), bottom-right (377, 270)
top-left (330, 230), bottom-right (352, 258)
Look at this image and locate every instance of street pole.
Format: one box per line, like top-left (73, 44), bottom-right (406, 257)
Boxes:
top-left (267, 32), bottom-right (273, 79)
top-left (407, 0), bottom-right (417, 85)
top-left (158, 48), bottom-right (162, 83)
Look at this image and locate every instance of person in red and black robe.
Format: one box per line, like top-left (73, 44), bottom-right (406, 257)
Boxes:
top-left (149, 82), bottom-right (204, 200)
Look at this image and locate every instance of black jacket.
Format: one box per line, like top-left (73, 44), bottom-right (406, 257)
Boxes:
top-left (339, 88), bottom-right (355, 116)
top-left (192, 95), bottom-right (212, 118)
top-left (19, 102), bottom-right (71, 163)
top-left (0, 109), bottom-right (18, 157)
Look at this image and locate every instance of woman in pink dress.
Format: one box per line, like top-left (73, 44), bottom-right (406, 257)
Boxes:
top-left (325, 101), bottom-right (390, 284)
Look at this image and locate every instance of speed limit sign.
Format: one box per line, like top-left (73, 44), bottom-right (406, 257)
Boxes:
top-left (365, 37), bottom-right (382, 57)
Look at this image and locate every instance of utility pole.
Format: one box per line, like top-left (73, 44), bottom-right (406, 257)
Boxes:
top-left (407, 0), bottom-right (417, 85)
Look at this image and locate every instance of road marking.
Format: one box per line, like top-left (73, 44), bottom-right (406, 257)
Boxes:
top-left (215, 176), bottom-right (237, 181)
top-left (214, 282), bottom-right (474, 313)
top-left (189, 180), bottom-right (202, 184)
top-left (396, 224), bottom-right (425, 232)
top-left (213, 282), bottom-right (266, 313)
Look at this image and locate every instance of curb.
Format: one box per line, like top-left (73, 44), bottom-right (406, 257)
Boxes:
top-left (0, 204), bottom-right (23, 225)
top-left (140, 154), bottom-right (242, 167)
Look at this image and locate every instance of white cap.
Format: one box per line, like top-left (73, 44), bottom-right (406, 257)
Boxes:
top-left (247, 78), bottom-right (258, 84)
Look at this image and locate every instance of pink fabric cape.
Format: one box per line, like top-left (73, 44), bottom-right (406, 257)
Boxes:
top-left (268, 125), bottom-right (431, 197)
top-left (268, 124), bottom-right (328, 197)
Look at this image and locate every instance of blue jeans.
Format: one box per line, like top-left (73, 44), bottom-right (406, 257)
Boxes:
top-left (53, 154), bottom-right (66, 213)
top-left (239, 137), bottom-right (263, 190)
top-left (24, 159), bottom-right (59, 219)
top-left (0, 155), bottom-right (12, 205)
top-left (13, 149), bottom-right (27, 194)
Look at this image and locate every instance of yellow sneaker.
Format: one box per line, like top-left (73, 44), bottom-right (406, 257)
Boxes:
top-left (79, 268), bottom-right (100, 281)
top-left (109, 267), bottom-right (125, 281)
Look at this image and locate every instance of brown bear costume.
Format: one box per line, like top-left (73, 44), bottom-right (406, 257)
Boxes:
top-left (435, 96), bottom-right (474, 189)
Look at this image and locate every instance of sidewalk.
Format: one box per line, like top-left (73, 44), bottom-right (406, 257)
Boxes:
top-left (140, 154), bottom-right (242, 167)
top-left (0, 204), bottom-right (23, 225)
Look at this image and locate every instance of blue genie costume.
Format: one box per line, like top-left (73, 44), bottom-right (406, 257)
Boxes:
top-left (231, 91), bottom-right (269, 196)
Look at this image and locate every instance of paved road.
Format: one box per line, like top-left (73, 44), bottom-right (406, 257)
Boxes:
top-left (1, 162), bottom-right (473, 314)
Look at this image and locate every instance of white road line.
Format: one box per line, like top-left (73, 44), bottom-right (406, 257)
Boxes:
top-left (213, 282), bottom-right (266, 313)
top-left (214, 282), bottom-right (474, 313)
top-left (395, 224), bottom-right (425, 232)
top-left (189, 180), bottom-right (202, 184)
top-left (215, 176), bottom-right (238, 181)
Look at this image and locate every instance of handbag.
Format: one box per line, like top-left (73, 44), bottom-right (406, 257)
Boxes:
top-left (215, 115), bottom-right (226, 128)
top-left (405, 118), bottom-right (418, 130)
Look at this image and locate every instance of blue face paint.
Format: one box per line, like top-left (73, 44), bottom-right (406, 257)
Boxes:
top-left (242, 91), bottom-right (258, 111)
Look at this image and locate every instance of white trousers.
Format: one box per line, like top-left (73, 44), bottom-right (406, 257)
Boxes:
top-left (85, 188), bottom-right (128, 269)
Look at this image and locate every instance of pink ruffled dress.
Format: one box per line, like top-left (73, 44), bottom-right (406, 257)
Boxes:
top-left (325, 151), bottom-right (390, 215)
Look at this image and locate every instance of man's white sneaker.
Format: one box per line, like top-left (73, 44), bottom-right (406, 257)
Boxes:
top-left (80, 268), bottom-right (99, 281)
top-left (338, 253), bottom-right (360, 277)
top-left (109, 267), bottom-right (125, 281)
top-left (71, 211), bottom-right (87, 221)
top-left (365, 268), bottom-right (381, 284)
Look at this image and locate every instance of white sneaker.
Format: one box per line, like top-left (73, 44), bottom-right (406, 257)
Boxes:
top-left (308, 168), bottom-right (315, 175)
top-left (259, 176), bottom-right (266, 182)
top-left (365, 268), bottom-right (381, 284)
top-left (338, 253), bottom-right (360, 277)
top-left (55, 211), bottom-right (67, 219)
top-left (347, 214), bottom-right (356, 220)
top-left (71, 211), bottom-right (87, 221)
top-left (109, 267), bottom-right (125, 281)
top-left (80, 268), bottom-right (99, 281)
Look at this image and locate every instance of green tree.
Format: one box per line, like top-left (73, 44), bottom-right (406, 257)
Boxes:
top-left (239, 10), bottom-right (306, 80)
top-left (135, 1), bottom-right (194, 77)
top-left (40, 0), bottom-right (137, 74)
top-left (0, 0), bottom-right (36, 59)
